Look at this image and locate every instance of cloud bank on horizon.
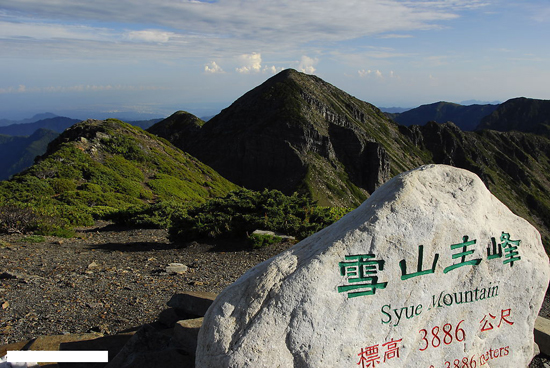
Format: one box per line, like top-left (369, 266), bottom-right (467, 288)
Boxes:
top-left (0, 0), bottom-right (549, 118)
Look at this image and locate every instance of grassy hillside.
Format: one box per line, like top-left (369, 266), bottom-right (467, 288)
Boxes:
top-left (0, 119), bottom-right (238, 235)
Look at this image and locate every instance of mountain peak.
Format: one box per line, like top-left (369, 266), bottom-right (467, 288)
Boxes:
top-left (153, 69), bottom-right (425, 206)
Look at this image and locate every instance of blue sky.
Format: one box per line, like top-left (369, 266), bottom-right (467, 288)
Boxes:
top-left (1, 0), bottom-right (549, 120)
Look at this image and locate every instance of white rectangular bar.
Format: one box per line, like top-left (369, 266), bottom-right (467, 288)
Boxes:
top-left (7, 350), bottom-right (109, 363)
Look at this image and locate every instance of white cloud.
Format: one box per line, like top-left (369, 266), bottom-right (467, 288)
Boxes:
top-left (358, 69), bottom-right (372, 78)
top-left (424, 55), bottom-right (449, 67)
top-left (358, 69), bottom-right (398, 79)
top-left (236, 52), bottom-right (262, 73)
top-left (0, 84), bottom-right (168, 94)
top-left (263, 65), bottom-right (284, 74)
top-left (0, 0), bottom-right (487, 60)
top-left (531, 6), bottom-right (550, 23)
top-left (298, 56), bottom-right (318, 74)
top-left (235, 53), bottom-right (282, 74)
top-left (0, 20), bottom-right (114, 41)
top-left (125, 29), bottom-right (173, 43)
top-left (204, 61), bottom-right (224, 74)
top-left (379, 34), bottom-right (414, 39)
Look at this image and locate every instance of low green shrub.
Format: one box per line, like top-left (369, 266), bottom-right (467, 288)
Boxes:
top-left (248, 233), bottom-right (283, 249)
top-left (109, 201), bottom-right (188, 229)
top-left (20, 235), bottom-right (46, 243)
top-left (0, 204), bottom-right (37, 234)
top-left (168, 188), bottom-right (353, 242)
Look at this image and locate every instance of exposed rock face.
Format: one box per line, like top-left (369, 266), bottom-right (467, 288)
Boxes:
top-left (196, 165), bottom-right (550, 368)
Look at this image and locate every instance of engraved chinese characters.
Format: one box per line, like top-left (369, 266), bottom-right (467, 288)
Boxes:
top-left (196, 165), bottom-right (550, 368)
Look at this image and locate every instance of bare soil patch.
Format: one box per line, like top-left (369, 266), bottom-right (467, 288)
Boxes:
top-left (0, 221), bottom-right (293, 345)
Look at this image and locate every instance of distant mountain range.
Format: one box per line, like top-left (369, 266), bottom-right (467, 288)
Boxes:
top-left (1, 70), bottom-right (549, 247)
top-left (0, 112), bottom-right (59, 127)
top-left (0, 128), bottom-right (59, 180)
top-left (388, 101), bottom-right (499, 131)
top-left (477, 97), bottom-right (550, 136)
top-left (0, 117), bottom-right (81, 136)
top-left (386, 98), bottom-right (550, 134)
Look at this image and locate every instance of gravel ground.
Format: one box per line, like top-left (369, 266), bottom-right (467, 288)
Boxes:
top-left (1, 221), bottom-right (549, 366)
top-left (0, 221), bottom-right (293, 346)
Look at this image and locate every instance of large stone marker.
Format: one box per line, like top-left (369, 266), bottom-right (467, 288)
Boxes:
top-left (196, 165), bottom-right (550, 367)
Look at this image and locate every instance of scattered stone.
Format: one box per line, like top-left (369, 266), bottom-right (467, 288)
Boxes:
top-left (0, 326), bottom-right (13, 336)
top-left (165, 263), bottom-right (188, 275)
top-left (196, 165), bottom-right (550, 367)
top-left (173, 318), bottom-right (203, 356)
top-left (1, 302), bottom-right (8, 310)
top-left (86, 302), bottom-right (104, 309)
top-left (167, 291), bottom-right (217, 317)
top-left (88, 324), bottom-right (111, 334)
top-left (0, 271), bottom-right (40, 284)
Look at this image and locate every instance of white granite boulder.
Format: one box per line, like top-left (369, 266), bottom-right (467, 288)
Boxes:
top-left (196, 165), bottom-right (550, 367)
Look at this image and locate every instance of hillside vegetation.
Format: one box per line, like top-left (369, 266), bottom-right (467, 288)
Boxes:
top-left (0, 119), bottom-right (238, 235)
top-left (1, 70), bottom-right (550, 252)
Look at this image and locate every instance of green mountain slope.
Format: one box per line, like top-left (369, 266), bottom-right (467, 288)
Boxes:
top-left (0, 119), bottom-right (238, 230)
top-left (0, 128), bottom-right (59, 180)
